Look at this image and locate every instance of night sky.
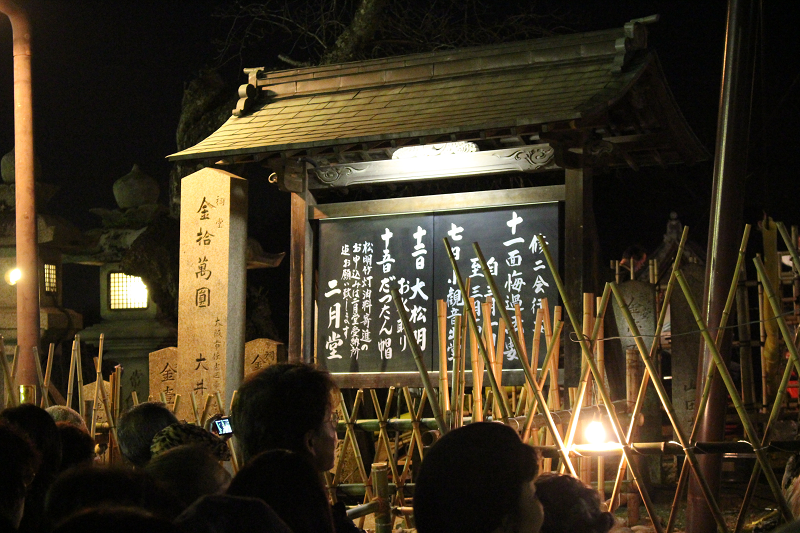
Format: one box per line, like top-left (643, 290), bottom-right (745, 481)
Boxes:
top-left (2, 1), bottom-right (799, 336)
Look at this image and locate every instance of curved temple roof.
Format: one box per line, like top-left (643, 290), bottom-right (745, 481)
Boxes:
top-left (169, 17), bottom-right (707, 170)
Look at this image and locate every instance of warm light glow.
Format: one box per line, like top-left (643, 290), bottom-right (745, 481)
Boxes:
top-left (585, 421), bottom-right (607, 445)
top-left (5, 268), bottom-right (21, 286)
top-left (109, 272), bottom-right (149, 309)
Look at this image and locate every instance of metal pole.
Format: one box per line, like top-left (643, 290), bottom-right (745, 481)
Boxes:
top-left (688, 0), bottom-right (755, 531)
top-left (0, 0), bottom-right (40, 404)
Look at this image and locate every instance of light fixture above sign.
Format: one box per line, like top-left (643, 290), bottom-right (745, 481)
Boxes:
top-left (392, 141), bottom-right (479, 160)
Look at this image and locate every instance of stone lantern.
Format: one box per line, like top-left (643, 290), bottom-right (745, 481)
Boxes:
top-left (66, 164), bottom-right (175, 411)
top-left (0, 148), bottom-right (84, 406)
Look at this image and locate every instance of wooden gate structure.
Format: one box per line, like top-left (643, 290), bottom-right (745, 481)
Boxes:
top-left (169, 17), bottom-right (708, 390)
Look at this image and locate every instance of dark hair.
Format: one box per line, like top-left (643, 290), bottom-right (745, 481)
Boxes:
top-left (414, 422), bottom-right (540, 533)
top-left (56, 422), bottom-right (95, 472)
top-left (45, 465), bottom-right (179, 524)
top-left (0, 421), bottom-right (40, 526)
top-left (51, 506), bottom-right (177, 533)
top-left (46, 406), bottom-right (88, 431)
top-left (116, 402), bottom-right (178, 467)
top-left (534, 473), bottom-right (614, 533)
top-left (227, 449), bottom-right (334, 533)
top-left (175, 494), bottom-right (294, 533)
top-left (2, 403), bottom-right (63, 532)
top-left (231, 363), bottom-right (336, 463)
top-left (145, 444), bottom-right (231, 511)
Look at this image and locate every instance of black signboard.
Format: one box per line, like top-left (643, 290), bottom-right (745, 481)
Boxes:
top-left (317, 203), bottom-right (559, 375)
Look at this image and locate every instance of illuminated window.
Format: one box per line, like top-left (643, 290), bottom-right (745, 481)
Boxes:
top-left (109, 272), bottom-right (148, 310)
top-left (44, 264), bottom-right (57, 293)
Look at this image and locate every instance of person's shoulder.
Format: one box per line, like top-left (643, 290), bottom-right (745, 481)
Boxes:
top-left (331, 502), bottom-right (363, 533)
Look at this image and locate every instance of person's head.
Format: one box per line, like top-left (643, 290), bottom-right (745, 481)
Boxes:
top-left (46, 406), bottom-right (88, 432)
top-left (150, 422), bottom-right (230, 462)
top-left (0, 421), bottom-right (40, 529)
top-left (145, 444), bottom-right (231, 512)
top-left (51, 506), bottom-right (177, 533)
top-left (45, 465), bottom-right (179, 525)
top-left (1, 403), bottom-right (62, 486)
top-left (414, 422), bottom-right (542, 533)
top-left (534, 473), bottom-right (614, 533)
top-left (175, 494), bottom-right (294, 533)
top-left (56, 422), bottom-right (96, 472)
top-left (231, 363), bottom-right (338, 469)
top-left (116, 402), bottom-right (178, 467)
top-left (227, 449), bottom-right (334, 533)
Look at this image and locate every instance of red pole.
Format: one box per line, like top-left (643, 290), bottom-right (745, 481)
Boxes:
top-left (0, 0), bottom-right (40, 404)
top-left (686, 0), bottom-right (755, 531)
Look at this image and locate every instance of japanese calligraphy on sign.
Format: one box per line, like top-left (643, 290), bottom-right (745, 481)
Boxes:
top-left (317, 203), bottom-right (559, 374)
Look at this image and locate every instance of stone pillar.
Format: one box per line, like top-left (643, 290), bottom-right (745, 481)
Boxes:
top-left (176, 168), bottom-right (247, 420)
top-left (149, 347), bottom-right (178, 407)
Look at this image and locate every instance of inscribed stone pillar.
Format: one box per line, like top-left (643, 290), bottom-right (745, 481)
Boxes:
top-left (149, 347), bottom-right (178, 407)
top-left (176, 168), bottom-right (247, 421)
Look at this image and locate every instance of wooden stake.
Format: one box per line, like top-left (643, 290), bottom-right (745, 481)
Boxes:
top-left (436, 299), bottom-right (450, 413)
top-left (67, 340), bottom-right (77, 410)
top-left (34, 347), bottom-right (47, 408)
top-left (75, 336), bottom-right (84, 419)
top-left (42, 344), bottom-right (55, 408)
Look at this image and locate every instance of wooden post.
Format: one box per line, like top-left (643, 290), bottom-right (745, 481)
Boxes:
top-left (289, 184), bottom-right (316, 363)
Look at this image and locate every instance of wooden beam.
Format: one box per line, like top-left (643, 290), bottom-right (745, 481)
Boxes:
top-left (288, 183), bottom-right (316, 363)
top-left (310, 185), bottom-right (565, 220)
top-left (307, 144), bottom-right (558, 189)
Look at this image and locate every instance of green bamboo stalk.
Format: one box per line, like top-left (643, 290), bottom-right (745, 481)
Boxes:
top-left (442, 238), bottom-right (510, 423)
top-left (611, 282), bottom-right (730, 533)
top-left (562, 285), bottom-right (612, 452)
top-left (0, 336), bottom-right (16, 407)
top-left (674, 269), bottom-right (793, 523)
top-left (390, 288), bottom-right (448, 433)
top-left (777, 222), bottom-right (800, 278)
top-left (521, 321), bottom-right (564, 442)
top-left (536, 235), bottom-right (664, 533)
top-left (732, 256), bottom-right (800, 532)
top-left (666, 225), bottom-right (750, 533)
top-left (611, 226), bottom-right (690, 510)
top-left (473, 242), bottom-right (577, 476)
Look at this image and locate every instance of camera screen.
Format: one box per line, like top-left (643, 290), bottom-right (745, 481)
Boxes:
top-left (214, 418), bottom-right (233, 435)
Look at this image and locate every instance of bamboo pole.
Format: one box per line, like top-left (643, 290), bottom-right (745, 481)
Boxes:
top-left (674, 269), bottom-right (793, 523)
top-left (758, 277), bottom-right (767, 410)
top-left (473, 242), bottom-right (576, 476)
top-left (451, 315), bottom-right (462, 427)
top-left (172, 394), bottom-right (181, 415)
top-left (390, 289), bottom-right (447, 433)
top-left (664, 227), bottom-right (751, 532)
top-left (521, 321), bottom-right (564, 444)
top-left (482, 301), bottom-right (498, 417)
top-left (612, 281), bottom-right (731, 532)
top-left (75, 336), bottom-right (84, 419)
top-left (731, 256), bottom-right (800, 531)
top-left (469, 298), bottom-right (483, 422)
top-left (436, 300), bottom-right (450, 414)
top-left (159, 392), bottom-right (167, 404)
top-left (537, 236), bottom-right (665, 533)
top-left (190, 390), bottom-right (201, 425)
top-left (610, 227), bottom-right (692, 509)
top-left (41, 343), bottom-right (54, 408)
top-left (372, 463), bottom-right (392, 533)
top-left (95, 335), bottom-right (119, 453)
top-left (66, 340), bottom-right (77, 410)
top-left (200, 394), bottom-right (214, 427)
top-left (131, 390), bottom-right (140, 406)
top-left (10, 345), bottom-right (19, 391)
top-left (442, 238), bottom-right (510, 424)
top-left (0, 337), bottom-right (16, 407)
top-left (33, 346), bottom-right (46, 407)
top-left (113, 365), bottom-right (122, 422)
top-left (596, 296), bottom-right (606, 502)
top-left (580, 293), bottom-right (594, 485)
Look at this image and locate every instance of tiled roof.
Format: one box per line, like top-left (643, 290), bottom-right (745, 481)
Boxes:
top-left (169, 20), bottom-right (703, 164)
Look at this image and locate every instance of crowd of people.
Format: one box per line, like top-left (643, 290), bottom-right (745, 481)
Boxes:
top-left (0, 363), bottom-right (618, 533)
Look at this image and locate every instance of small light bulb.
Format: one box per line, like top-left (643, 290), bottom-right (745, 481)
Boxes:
top-left (585, 421), bottom-right (606, 445)
top-left (6, 268), bottom-right (21, 286)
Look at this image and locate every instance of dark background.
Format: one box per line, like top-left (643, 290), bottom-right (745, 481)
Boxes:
top-left (2, 1), bottom-right (799, 340)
